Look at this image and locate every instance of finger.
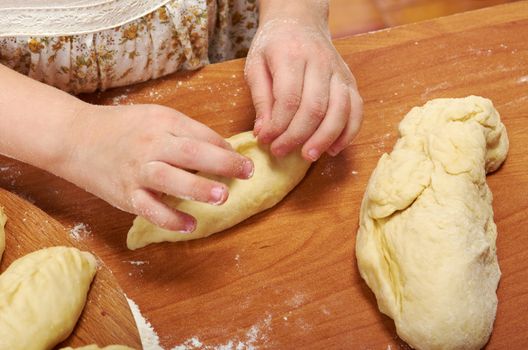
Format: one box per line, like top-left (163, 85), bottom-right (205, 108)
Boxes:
top-left (162, 107), bottom-right (233, 150)
top-left (258, 55), bottom-right (306, 144)
top-left (301, 76), bottom-right (351, 161)
top-left (328, 86), bottom-right (363, 156)
top-left (140, 161), bottom-right (229, 205)
top-left (245, 57), bottom-right (273, 136)
top-left (130, 188), bottom-right (196, 232)
top-left (159, 136), bottom-right (254, 179)
top-left (270, 62), bottom-right (331, 157)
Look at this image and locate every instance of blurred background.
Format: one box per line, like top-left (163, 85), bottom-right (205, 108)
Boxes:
top-left (329, 0), bottom-right (520, 38)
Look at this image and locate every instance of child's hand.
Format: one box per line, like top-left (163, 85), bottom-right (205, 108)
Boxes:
top-left (61, 104), bottom-right (254, 232)
top-left (244, 1), bottom-right (363, 162)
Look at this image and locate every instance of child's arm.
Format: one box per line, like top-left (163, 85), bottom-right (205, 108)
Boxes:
top-left (0, 64), bottom-right (254, 232)
top-left (245, 0), bottom-right (363, 161)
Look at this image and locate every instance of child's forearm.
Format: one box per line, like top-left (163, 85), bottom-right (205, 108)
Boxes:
top-left (0, 64), bottom-right (84, 173)
top-left (0, 65), bottom-right (255, 231)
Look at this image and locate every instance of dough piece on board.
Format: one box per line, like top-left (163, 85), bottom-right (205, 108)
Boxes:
top-left (127, 131), bottom-right (311, 250)
top-left (356, 96), bottom-right (508, 350)
top-left (0, 208), bottom-right (6, 262)
top-left (0, 246), bottom-right (97, 350)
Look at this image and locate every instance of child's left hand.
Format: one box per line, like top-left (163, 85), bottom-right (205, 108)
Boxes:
top-left (244, 0), bottom-right (363, 162)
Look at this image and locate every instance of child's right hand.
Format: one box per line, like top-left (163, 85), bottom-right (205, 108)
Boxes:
top-left (59, 103), bottom-right (254, 232)
top-left (0, 64), bottom-right (252, 232)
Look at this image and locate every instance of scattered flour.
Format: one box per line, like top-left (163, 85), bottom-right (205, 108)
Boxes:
top-left (126, 260), bottom-right (149, 266)
top-left (500, 95), bottom-right (528, 108)
top-left (234, 254), bottom-right (241, 270)
top-left (320, 162), bottom-right (336, 177)
top-left (421, 81), bottom-right (450, 99)
top-left (171, 313), bottom-right (272, 350)
top-left (111, 94), bottom-right (129, 105)
top-left (127, 297), bottom-right (163, 350)
top-left (126, 297), bottom-right (273, 350)
top-left (466, 47), bottom-right (493, 56)
top-left (148, 90), bottom-right (163, 101)
top-left (69, 222), bottom-right (92, 241)
top-left (294, 317), bottom-right (312, 334)
top-left (287, 293), bottom-right (306, 308)
top-left (320, 306), bottom-right (331, 316)
top-left (172, 337), bottom-right (203, 350)
top-left (517, 75), bottom-right (528, 84)
top-left (0, 166), bottom-right (22, 186)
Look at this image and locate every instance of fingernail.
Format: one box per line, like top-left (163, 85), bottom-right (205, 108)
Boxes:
top-left (182, 218), bottom-right (196, 233)
top-left (254, 117), bottom-right (263, 135)
top-left (243, 160), bottom-right (254, 178)
top-left (307, 148), bottom-right (320, 161)
top-left (210, 186), bottom-right (226, 205)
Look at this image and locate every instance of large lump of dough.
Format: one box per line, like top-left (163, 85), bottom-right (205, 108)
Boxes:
top-left (0, 208), bottom-right (6, 262)
top-left (356, 96), bottom-right (508, 350)
top-left (127, 131), bottom-right (310, 250)
top-left (0, 246), bottom-right (97, 350)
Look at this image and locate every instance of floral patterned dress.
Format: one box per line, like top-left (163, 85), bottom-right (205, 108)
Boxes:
top-left (0, 0), bottom-right (258, 94)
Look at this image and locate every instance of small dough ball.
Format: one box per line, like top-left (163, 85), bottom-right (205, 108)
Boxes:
top-left (0, 246), bottom-right (97, 350)
top-left (356, 96), bottom-right (508, 350)
top-left (127, 131), bottom-right (311, 250)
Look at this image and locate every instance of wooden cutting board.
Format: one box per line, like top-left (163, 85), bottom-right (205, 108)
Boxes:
top-left (0, 188), bottom-right (141, 348)
top-left (1, 1), bottom-right (527, 349)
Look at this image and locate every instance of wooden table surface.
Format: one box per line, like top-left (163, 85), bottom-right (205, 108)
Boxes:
top-left (2, 1), bottom-right (528, 348)
top-left (0, 189), bottom-right (141, 348)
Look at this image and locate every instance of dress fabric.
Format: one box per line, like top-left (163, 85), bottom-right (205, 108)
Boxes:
top-left (0, 0), bottom-right (258, 94)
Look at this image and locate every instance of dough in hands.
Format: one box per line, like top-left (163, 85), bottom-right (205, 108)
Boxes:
top-left (356, 96), bottom-right (508, 350)
top-left (0, 207), bottom-right (6, 262)
top-left (127, 131), bottom-right (311, 250)
top-left (0, 246), bottom-right (97, 350)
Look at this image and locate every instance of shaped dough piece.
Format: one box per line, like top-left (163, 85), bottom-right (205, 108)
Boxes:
top-left (356, 96), bottom-right (508, 350)
top-left (0, 208), bottom-right (6, 262)
top-left (0, 246), bottom-right (97, 350)
top-left (127, 131), bottom-right (310, 250)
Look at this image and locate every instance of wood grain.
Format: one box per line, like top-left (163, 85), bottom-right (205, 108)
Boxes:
top-left (329, 0), bottom-right (385, 38)
top-left (1, 1), bottom-right (527, 348)
top-left (328, 0), bottom-right (517, 38)
top-left (0, 188), bottom-right (141, 348)
top-left (373, 0), bottom-right (519, 26)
